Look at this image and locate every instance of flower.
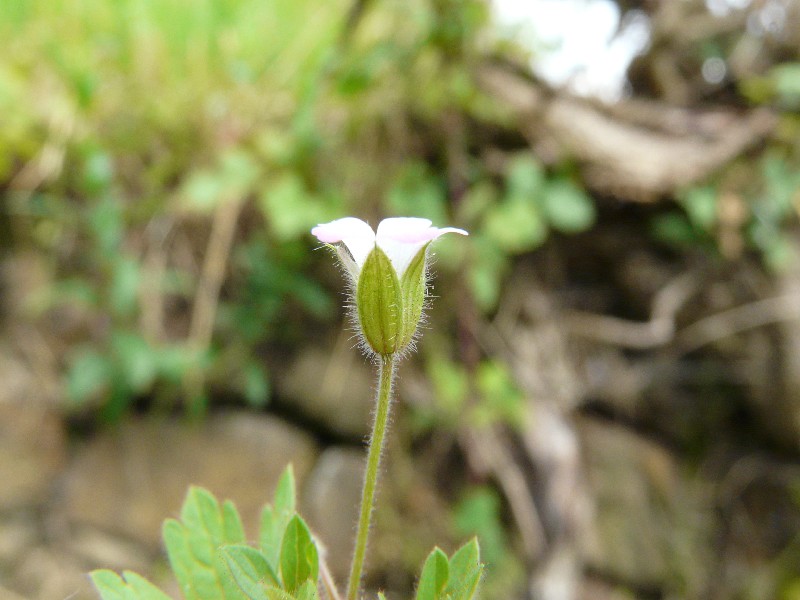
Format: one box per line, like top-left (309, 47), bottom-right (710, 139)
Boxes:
top-left (312, 217), bottom-right (467, 356)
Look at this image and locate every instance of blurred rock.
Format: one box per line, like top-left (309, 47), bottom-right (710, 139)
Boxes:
top-left (579, 577), bottom-right (637, 600)
top-left (0, 511), bottom-right (39, 597)
top-left (14, 545), bottom-right (96, 600)
top-left (0, 398), bottom-right (66, 510)
top-left (275, 344), bottom-right (373, 439)
top-left (0, 585), bottom-right (28, 600)
top-left (0, 513), bottom-right (38, 567)
top-left (301, 446), bottom-right (363, 582)
top-left (712, 456), bottom-right (800, 599)
top-left (59, 411), bottom-right (318, 548)
top-left (577, 417), bottom-right (706, 592)
top-left (64, 526), bottom-right (155, 574)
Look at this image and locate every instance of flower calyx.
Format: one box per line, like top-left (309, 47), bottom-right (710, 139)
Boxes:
top-left (312, 217), bottom-right (467, 357)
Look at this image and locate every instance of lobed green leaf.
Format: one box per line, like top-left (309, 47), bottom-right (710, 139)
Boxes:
top-left (262, 588), bottom-right (294, 600)
top-left (163, 486), bottom-right (248, 600)
top-left (444, 539), bottom-right (482, 600)
top-left (222, 545), bottom-right (280, 600)
top-left (279, 515), bottom-right (319, 594)
top-left (90, 569), bottom-right (172, 600)
top-left (415, 547), bottom-right (449, 600)
top-left (260, 465), bottom-right (297, 574)
top-left (294, 580), bottom-right (321, 600)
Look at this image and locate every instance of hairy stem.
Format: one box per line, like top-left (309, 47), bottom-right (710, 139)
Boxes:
top-left (346, 354), bottom-right (396, 600)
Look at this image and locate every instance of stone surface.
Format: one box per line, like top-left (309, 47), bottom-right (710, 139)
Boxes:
top-left (274, 344), bottom-right (374, 439)
top-left (579, 578), bottom-right (637, 600)
top-left (59, 411), bottom-right (319, 548)
top-left (300, 446), bottom-right (364, 582)
top-left (0, 514), bottom-right (37, 567)
top-left (0, 338), bottom-right (67, 513)
top-left (577, 417), bottom-right (706, 591)
top-left (0, 399), bottom-right (66, 510)
top-left (14, 546), bottom-right (96, 600)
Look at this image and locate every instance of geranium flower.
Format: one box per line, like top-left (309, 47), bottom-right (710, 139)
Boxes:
top-left (312, 217), bottom-right (467, 356)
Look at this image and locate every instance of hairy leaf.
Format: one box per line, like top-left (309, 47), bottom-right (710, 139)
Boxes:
top-left (415, 547), bottom-right (449, 600)
top-left (222, 545), bottom-right (280, 600)
top-left (279, 515), bottom-right (319, 594)
top-left (164, 486), bottom-right (247, 600)
top-left (90, 569), bottom-right (172, 600)
top-left (444, 539), bottom-right (482, 600)
top-left (260, 465), bottom-right (297, 573)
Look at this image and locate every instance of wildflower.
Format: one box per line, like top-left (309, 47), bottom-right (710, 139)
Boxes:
top-left (312, 217), bottom-right (467, 356)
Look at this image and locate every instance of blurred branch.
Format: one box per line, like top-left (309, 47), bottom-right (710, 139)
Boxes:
top-left (189, 198), bottom-right (242, 349)
top-left (477, 63), bottom-right (777, 201)
top-left (140, 218), bottom-right (174, 343)
top-left (184, 197), bottom-right (242, 405)
top-left (675, 292), bottom-right (800, 353)
top-left (319, 552), bottom-right (342, 600)
top-left (468, 278), bottom-right (592, 600)
top-left (565, 273), bottom-right (699, 349)
top-left (340, 0), bottom-right (373, 44)
top-left (566, 275), bottom-right (800, 354)
top-left (459, 425), bottom-right (547, 561)
top-left (9, 103), bottom-right (74, 194)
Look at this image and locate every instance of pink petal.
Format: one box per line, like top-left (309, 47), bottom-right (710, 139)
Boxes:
top-left (376, 218), bottom-right (468, 277)
top-left (311, 217), bottom-right (376, 268)
top-left (311, 217), bottom-right (371, 243)
top-left (376, 217), bottom-right (436, 244)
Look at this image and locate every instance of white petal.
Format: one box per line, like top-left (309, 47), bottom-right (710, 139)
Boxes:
top-left (311, 217), bottom-right (376, 269)
top-left (376, 217), bottom-right (435, 243)
top-left (376, 238), bottom-right (425, 278)
top-left (431, 226), bottom-right (469, 238)
top-left (376, 218), bottom-right (468, 278)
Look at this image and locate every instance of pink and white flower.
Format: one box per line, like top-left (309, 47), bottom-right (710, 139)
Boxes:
top-left (312, 217), bottom-right (467, 356)
top-left (312, 217), bottom-right (467, 279)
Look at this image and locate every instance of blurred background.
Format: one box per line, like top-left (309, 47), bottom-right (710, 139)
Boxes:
top-left (2, 0), bottom-right (800, 598)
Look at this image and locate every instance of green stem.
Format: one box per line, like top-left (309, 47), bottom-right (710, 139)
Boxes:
top-left (346, 354), bottom-right (396, 600)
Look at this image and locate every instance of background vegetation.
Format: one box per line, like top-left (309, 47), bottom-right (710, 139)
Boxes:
top-left (3, 0), bottom-right (800, 599)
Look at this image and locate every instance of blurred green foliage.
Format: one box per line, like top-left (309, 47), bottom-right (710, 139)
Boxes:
top-left (653, 152), bottom-right (800, 270)
top-left (0, 0), bottom-right (599, 420)
top-left (453, 486), bottom-right (523, 597)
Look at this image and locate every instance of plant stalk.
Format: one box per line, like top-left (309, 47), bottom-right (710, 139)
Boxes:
top-left (346, 354), bottom-right (396, 600)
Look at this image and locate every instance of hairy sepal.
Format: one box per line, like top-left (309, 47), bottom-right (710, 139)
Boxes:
top-left (356, 246), bottom-right (403, 356)
top-left (398, 243), bottom-right (429, 350)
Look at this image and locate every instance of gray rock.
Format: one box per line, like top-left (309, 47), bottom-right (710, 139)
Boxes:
top-left (14, 545), bottom-right (96, 600)
top-left (300, 447), bottom-right (364, 582)
top-left (275, 344), bottom-right (374, 439)
top-left (0, 513), bottom-right (38, 567)
top-left (59, 412), bottom-right (319, 548)
top-left (577, 417), bottom-right (706, 591)
top-left (0, 400), bottom-right (66, 510)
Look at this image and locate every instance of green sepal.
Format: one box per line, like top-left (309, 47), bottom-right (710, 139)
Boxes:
top-left (357, 246), bottom-right (403, 356)
top-left (398, 242), bottom-right (429, 350)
